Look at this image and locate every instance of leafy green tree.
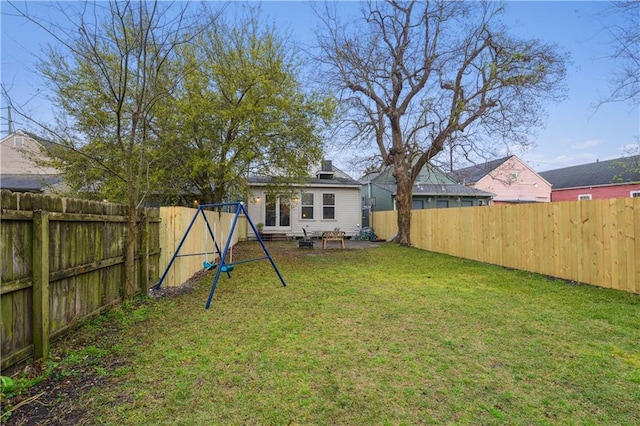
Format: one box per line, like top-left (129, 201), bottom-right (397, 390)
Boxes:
top-left (30, 0), bottom-right (204, 297)
top-left (154, 11), bottom-right (335, 205)
top-left (316, 0), bottom-right (567, 245)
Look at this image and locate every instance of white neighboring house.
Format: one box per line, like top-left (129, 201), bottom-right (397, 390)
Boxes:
top-left (246, 160), bottom-right (363, 238)
top-left (0, 130), bottom-right (65, 193)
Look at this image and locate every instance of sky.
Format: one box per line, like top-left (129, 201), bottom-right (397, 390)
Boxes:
top-left (1, 1), bottom-right (639, 175)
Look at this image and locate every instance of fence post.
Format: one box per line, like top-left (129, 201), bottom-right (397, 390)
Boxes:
top-left (32, 210), bottom-right (50, 361)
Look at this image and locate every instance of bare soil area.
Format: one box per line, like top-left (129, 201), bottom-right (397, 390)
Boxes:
top-left (1, 271), bottom-right (205, 426)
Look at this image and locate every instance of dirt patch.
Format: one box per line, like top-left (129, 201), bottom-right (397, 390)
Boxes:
top-left (147, 268), bottom-right (209, 299)
top-left (1, 354), bottom-right (122, 425)
top-left (2, 278), bottom-right (202, 426)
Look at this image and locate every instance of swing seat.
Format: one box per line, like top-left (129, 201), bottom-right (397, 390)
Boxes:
top-left (203, 261), bottom-right (217, 271)
top-left (221, 264), bottom-right (235, 273)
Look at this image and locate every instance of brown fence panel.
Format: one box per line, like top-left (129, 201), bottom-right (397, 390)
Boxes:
top-left (0, 191), bottom-right (160, 369)
top-left (372, 198), bottom-right (639, 294)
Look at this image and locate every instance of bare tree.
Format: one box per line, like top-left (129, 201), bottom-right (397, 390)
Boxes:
top-left (315, 0), bottom-right (567, 245)
top-left (598, 1), bottom-right (640, 105)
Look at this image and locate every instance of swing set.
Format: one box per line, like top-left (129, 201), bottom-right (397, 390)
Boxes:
top-left (154, 202), bottom-right (286, 309)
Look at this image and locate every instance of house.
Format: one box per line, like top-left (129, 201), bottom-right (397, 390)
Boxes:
top-left (361, 162), bottom-right (494, 215)
top-left (0, 130), bottom-right (64, 193)
top-left (246, 160), bottom-right (363, 238)
top-left (450, 155), bottom-right (551, 204)
top-left (539, 155), bottom-right (640, 201)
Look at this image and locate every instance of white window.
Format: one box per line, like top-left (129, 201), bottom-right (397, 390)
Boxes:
top-left (301, 193), bottom-right (314, 219)
top-left (322, 193), bottom-right (335, 220)
top-left (631, 191), bottom-right (640, 198)
top-left (14, 137), bottom-right (24, 147)
top-left (578, 194), bottom-right (592, 200)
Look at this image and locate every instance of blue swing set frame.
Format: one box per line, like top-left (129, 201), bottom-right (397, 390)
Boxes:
top-left (154, 202), bottom-right (286, 309)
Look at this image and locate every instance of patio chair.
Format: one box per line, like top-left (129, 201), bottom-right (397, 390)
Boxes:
top-left (299, 228), bottom-right (314, 249)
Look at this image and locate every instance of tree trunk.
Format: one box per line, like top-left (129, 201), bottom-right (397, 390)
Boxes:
top-left (395, 173), bottom-right (413, 246)
top-left (124, 173), bottom-right (138, 300)
top-left (389, 113), bottom-right (412, 246)
top-left (393, 161), bottom-right (412, 246)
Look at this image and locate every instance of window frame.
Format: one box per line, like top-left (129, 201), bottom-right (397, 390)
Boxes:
top-left (578, 194), bottom-right (592, 200)
top-left (322, 192), bottom-right (336, 220)
top-left (631, 191), bottom-right (640, 198)
top-left (412, 199), bottom-right (424, 210)
top-left (300, 192), bottom-right (314, 220)
top-left (436, 199), bottom-right (449, 209)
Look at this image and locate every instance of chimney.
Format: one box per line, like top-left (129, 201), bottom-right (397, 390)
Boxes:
top-left (322, 160), bottom-right (333, 172)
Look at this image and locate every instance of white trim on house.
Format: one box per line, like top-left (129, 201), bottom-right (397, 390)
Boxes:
top-left (578, 194), bottom-right (592, 200)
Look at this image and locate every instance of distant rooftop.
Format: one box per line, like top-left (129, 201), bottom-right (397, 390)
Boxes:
top-left (0, 174), bottom-right (64, 192)
top-left (539, 155), bottom-right (640, 189)
top-left (449, 156), bottom-right (512, 184)
top-left (374, 182), bottom-right (494, 197)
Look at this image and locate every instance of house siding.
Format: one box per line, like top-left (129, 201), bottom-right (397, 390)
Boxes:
top-left (362, 164), bottom-right (493, 213)
top-left (474, 156), bottom-right (551, 203)
top-left (367, 183), bottom-right (395, 212)
top-left (0, 132), bottom-right (59, 174)
top-left (246, 186), bottom-right (362, 237)
top-left (551, 183), bottom-right (640, 201)
top-left (412, 195), bottom-right (487, 209)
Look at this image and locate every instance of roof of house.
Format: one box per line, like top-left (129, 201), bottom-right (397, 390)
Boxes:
top-left (374, 182), bottom-right (494, 197)
top-left (0, 174), bottom-right (64, 192)
top-left (363, 162), bottom-right (457, 185)
top-left (249, 160), bottom-right (362, 188)
top-left (0, 129), bottom-right (55, 149)
top-left (539, 155), bottom-right (640, 189)
top-left (449, 156), bottom-right (512, 184)
top-left (248, 175), bottom-right (362, 187)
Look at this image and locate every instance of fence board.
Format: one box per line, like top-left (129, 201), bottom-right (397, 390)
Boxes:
top-left (32, 211), bottom-right (50, 359)
top-left (157, 207), bottom-right (245, 288)
top-left (372, 198), bottom-right (639, 294)
top-left (635, 197), bottom-right (640, 290)
top-left (620, 198), bottom-right (640, 291)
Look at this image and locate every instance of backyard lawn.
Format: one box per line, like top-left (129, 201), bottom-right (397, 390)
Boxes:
top-left (3, 242), bottom-right (639, 425)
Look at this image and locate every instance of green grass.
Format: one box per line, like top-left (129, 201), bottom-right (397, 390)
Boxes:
top-left (19, 243), bottom-right (640, 424)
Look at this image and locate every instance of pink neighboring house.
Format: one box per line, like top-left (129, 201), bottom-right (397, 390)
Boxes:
top-left (451, 155), bottom-right (551, 204)
top-left (539, 155), bottom-right (640, 201)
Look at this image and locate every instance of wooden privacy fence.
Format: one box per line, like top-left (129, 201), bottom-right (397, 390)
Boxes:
top-left (0, 191), bottom-right (161, 369)
top-left (372, 198), bottom-right (639, 294)
top-left (0, 197), bottom-right (250, 370)
top-left (158, 206), bottom-right (247, 288)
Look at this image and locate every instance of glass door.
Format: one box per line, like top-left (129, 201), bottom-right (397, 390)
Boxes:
top-left (264, 194), bottom-right (291, 229)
